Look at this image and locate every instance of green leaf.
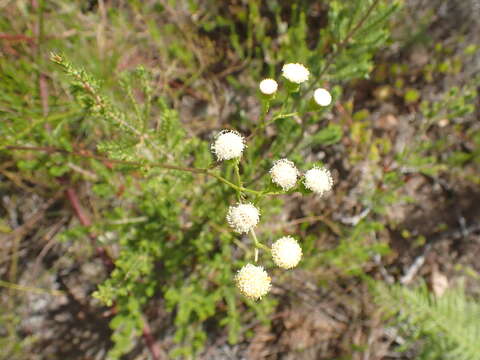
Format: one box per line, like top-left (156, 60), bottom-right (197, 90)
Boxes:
top-left (309, 124), bottom-right (343, 146)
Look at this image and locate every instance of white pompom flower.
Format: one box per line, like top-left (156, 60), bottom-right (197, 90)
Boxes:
top-left (211, 130), bottom-right (245, 161)
top-left (313, 88), bottom-right (332, 106)
top-left (235, 263), bottom-right (271, 300)
top-left (226, 203), bottom-right (260, 234)
top-left (271, 236), bottom-right (302, 269)
top-left (303, 166), bottom-right (333, 196)
top-left (269, 158), bottom-right (299, 191)
top-left (259, 78), bottom-right (278, 95)
top-left (282, 63), bottom-right (310, 84)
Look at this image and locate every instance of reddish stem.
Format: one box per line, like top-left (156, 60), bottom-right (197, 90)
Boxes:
top-left (65, 187), bottom-right (92, 227)
top-left (142, 322), bottom-right (163, 360)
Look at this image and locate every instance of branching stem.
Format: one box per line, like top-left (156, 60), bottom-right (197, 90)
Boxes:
top-left (6, 145), bottom-right (264, 196)
top-left (250, 229), bottom-right (270, 263)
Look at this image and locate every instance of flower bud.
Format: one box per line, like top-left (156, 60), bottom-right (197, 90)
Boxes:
top-left (313, 88), bottom-right (332, 106)
top-left (259, 78), bottom-right (278, 95)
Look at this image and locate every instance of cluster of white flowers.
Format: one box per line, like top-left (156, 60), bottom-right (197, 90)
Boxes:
top-left (269, 159), bottom-right (333, 197)
top-left (303, 166), bottom-right (333, 196)
top-left (210, 62), bottom-right (336, 300)
top-left (271, 236), bottom-right (302, 269)
top-left (211, 130), bottom-right (245, 161)
top-left (282, 63), bottom-right (310, 84)
top-left (258, 63), bottom-right (332, 106)
top-left (269, 158), bottom-right (299, 191)
top-left (236, 236), bottom-right (302, 299)
top-left (235, 263), bottom-right (271, 300)
top-left (226, 203), bottom-right (260, 234)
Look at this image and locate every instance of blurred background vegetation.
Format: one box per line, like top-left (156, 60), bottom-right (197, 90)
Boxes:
top-left (1, 0), bottom-right (479, 359)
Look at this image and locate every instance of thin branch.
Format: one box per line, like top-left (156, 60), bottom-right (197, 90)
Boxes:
top-left (7, 145), bottom-right (206, 173)
top-left (250, 229), bottom-right (270, 253)
top-left (6, 145), bottom-right (263, 195)
top-left (142, 321), bottom-right (165, 360)
top-left (0, 279), bottom-right (64, 296)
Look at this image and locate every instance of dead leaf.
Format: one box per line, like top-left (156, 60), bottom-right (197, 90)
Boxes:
top-left (431, 269), bottom-right (449, 297)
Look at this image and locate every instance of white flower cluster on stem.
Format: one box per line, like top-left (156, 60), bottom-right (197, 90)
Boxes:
top-left (269, 158), bottom-right (299, 191)
top-left (209, 62), bottom-right (336, 300)
top-left (282, 63), bottom-right (310, 84)
top-left (211, 130), bottom-right (245, 161)
top-left (271, 236), bottom-right (302, 269)
top-left (235, 264), bottom-right (271, 300)
top-left (304, 166), bottom-right (333, 196)
top-left (226, 203), bottom-right (260, 234)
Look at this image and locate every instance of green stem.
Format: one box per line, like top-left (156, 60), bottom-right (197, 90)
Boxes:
top-left (207, 171), bottom-right (260, 195)
top-left (233, 160), bottom-right (243, 201)
top-left (6, 145), bottom-right (263, 196)
top-left (250, 229), bottom-right (270, 253)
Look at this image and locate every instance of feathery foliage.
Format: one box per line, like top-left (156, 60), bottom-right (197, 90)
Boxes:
top-left (376, 283), bottom-right (480, 360)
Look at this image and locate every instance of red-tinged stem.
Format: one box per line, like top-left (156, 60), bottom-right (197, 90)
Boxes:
top-left (65, 187), bottom-right (92, 227)
top-left (142, 322), bottom-right (163, 360)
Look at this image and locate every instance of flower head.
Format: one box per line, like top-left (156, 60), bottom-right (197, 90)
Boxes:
top-left (313, 88), bottom-right (332, 106)
top-left (226, 203), bottom-right (260, 234)
top-left (269, 158), bottom-right (299, 191)
top-left (282, 63), bottom-right (310, 84)
top-left (271, 236), bottom-right (302, 269)
top-left (259, 78), bottom-right (278, 95)
top-left (235, 263), bottom-right (271, 300)
top-left (211, 130), bottom-right (245, 161)
top-left (303, 166), bottom-right (333, 196)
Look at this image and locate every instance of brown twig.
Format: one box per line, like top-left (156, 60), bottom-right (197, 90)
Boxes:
top-left (65, 187), bottom-right (92, 227)
top-left (5, 190), bottom-right (64, 243)
top-left (63, 186), bottom-right (114, 271)
top-left (142, 321), bottom-right (165, 360)
top-left (32, 216), bottom-right (69, 278)
top-left (271, 215), bottom-right (342, 236)
top-left (0, 33), bottom-right (35, 42)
